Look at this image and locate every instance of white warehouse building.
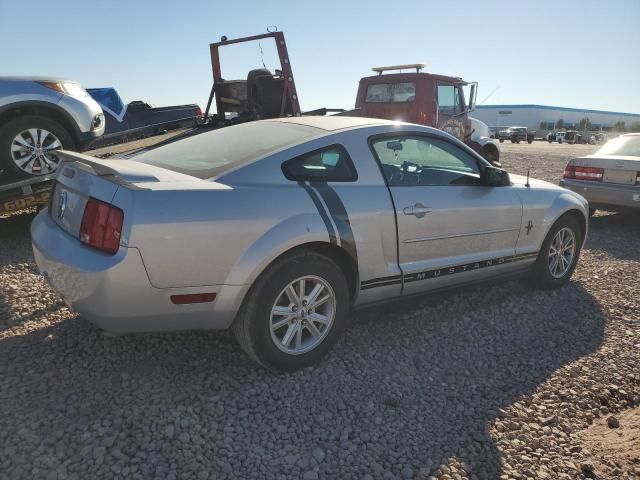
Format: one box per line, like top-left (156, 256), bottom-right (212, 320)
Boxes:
top-left (473, 104), bottom-right (640, 135)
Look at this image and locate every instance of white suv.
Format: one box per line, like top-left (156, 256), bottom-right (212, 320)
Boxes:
top-left (0, 77), bottom-right (105, 180)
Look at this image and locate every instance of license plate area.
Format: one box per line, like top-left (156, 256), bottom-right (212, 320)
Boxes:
top-left (603, 169), bottom-right (636, 185)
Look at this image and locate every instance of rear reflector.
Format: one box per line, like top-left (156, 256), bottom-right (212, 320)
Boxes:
top-left (563, 165), bottom-right (603, 181)
top-left (79, 198), bottom-right (124, 255)
top-left (170, 293), bottom-right (217, 305)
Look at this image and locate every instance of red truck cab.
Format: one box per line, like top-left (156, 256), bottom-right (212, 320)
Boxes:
top-left (355, 64), bottom-right (477, 142)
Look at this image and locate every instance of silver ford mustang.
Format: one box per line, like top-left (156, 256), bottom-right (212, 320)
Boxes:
top-left (32, 117), bottom-right (589, 370)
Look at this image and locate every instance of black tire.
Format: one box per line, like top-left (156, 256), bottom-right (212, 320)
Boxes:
top-left (233, 250), bottom-right (350, 371)
top-left (527, 139), bottom-right (533, 144)
top-left (499, 139), bottom-right (504, 143)
top-left (0, 115), bottom-right (74, 180)
top-left (529, 214), bottom-right (583, 289)
top-left (558, 138), bottom-right (563, 144)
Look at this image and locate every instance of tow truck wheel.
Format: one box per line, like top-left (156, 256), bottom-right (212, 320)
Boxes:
top-left (0, 115), bottom-right (73, 181)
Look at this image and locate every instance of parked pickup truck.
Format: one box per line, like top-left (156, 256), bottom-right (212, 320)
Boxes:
top-left (86, 88), bottom-right (201, 148)
top-left (498, 127), bottom-right (535, 144)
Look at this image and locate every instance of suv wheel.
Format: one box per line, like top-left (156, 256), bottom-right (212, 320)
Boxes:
top-left (0, 115), bottom-right (74, 180)
top-left (233, 250), bottom-right (349, 371)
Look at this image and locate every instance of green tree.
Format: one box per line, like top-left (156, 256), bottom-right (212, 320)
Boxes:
top-left (628, 122), bottom-right (640, 133)
top-left (578, 117), bottom-right (592, 131)
top-left (555, 119), bottom-right (564, 129)
top-left (612, 121), bottom-right (626, 132)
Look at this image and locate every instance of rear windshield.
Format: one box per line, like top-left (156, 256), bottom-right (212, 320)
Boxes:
top-left (365, 82), bottom-right (416, 103)
top-left (596, 135), bottom-right (640, 157)
top-left (134, 121), bottom-right (322, 179)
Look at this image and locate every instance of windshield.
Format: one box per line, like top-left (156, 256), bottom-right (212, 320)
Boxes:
top-left (595, 135), bottom-right (640, 157)
top-left (134, 121), bottom-right (322, 179)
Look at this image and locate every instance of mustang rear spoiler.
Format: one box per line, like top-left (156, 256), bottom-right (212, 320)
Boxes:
top-left (58, 150), bottom-right (123, 177)
top-left (57, 150), bottom-right (160, 184)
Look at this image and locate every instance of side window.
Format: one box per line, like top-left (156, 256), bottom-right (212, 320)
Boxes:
top-left (282, 145), bottom-right (357, 182)
top-left (437, 84), bottom-right (462, 115)
top-left (371, 136), bottom-right (481, 186)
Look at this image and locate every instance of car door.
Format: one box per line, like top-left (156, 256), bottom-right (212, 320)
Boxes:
top-left (371, 134), bottom-right (524, 295)
top-left (435, 83), bottom-right (466, 142)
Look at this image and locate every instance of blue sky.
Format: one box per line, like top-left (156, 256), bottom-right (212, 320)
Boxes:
top-left (2, 0), bottom-right (639, 113)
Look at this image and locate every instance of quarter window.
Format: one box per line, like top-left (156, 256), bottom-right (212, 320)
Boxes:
top-left (282, 145), bottom-right (357, 182)
top-left (371, 136), bottom-right (481, 186)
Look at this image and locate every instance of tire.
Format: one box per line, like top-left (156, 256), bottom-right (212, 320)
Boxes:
top-left (529, 214), bottom-right (583, 289)
top-left (527, 139), bottom-right (533, 144)
top-left (233, 250), bottom-right (350, 371)
top-left (0, 115), bottom-right (74, 180)
top-left (558, 138), bottom-right (563, 144)
top-left (499, 139), bottom-right (504, 143)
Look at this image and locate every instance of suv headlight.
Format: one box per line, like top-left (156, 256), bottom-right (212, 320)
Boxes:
top-left (38, 81), bottom-right (88, 99)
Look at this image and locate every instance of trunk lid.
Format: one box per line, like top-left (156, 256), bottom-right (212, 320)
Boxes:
top-left (50, 150), bottom-right (227, 239)
top-left (571, 155), bottom-right (640, 186)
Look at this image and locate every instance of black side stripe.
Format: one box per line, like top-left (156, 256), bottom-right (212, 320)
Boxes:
top-left (360, 251), bottom-right (539, 291)
top-left (311, 182), bottom-right (359, 265)
top-left (299, 181), bottom-right (337, 245)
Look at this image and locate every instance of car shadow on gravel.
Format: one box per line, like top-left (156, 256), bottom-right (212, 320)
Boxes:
top-left (0, 271), bottom-right (606, 479)
top-left (586, 211), bottom-right (640, 262)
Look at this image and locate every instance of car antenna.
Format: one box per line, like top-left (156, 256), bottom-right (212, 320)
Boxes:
top-left (525, 166), bottom-right (531, 188)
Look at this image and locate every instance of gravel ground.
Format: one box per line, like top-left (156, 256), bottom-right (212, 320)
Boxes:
top-left (1, 141), bottom-right (639, 480)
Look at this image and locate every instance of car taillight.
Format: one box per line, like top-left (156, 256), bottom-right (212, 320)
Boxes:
top-left (195, 106), bottom-right (203, 117)
top-left (79, 198), bottom-right (124, 255)
top-left (563, 165), bottom-right (603, 181)
top-left (562, 165), bottom-right (575, 179)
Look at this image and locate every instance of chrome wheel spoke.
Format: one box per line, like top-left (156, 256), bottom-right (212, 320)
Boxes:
top-left (285, 285), bottom-right (300, 305)
top-left (306, 283), bottom-right (324, 304)
top-left (281, 323), bottom-right (297, 347)
top-left (309, 312), bottom-right (329, 325)
top-left (305, 319), bottom-right (322, 337)
top-left (312, 294), bottom-right (331, 309)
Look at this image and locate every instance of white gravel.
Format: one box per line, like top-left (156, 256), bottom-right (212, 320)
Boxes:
top-left (1, 141), bottom-right (638, 480)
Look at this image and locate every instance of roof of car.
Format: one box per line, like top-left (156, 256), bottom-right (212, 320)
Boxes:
top-left (0, 76), bottom-right (75, 83)
top-left (267, 116), bottom-right (399, 131)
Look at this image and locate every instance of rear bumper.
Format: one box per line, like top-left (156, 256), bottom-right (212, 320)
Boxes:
top-left (31, 210), bottom-right (244, 333)
top-left (560, 179), bottom-right (640, 211)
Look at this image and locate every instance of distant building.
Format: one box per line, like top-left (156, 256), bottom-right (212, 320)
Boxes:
top-left (473, 104), bottom-right (640, 135)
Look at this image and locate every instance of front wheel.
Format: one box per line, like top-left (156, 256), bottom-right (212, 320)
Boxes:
top-left (233, 250), bottom-right (350, 371)
top-left (529, 215), bottom-right (582, 289)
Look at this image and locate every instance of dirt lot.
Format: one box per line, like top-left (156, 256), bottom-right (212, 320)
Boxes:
top-left (0, 140), bottom-right (638, 480)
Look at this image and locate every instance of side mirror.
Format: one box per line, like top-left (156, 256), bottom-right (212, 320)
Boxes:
top-left (482, 165), bottom-right (510, 187)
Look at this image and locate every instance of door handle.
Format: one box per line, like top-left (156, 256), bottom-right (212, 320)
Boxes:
top-left (403, 203), bottom-right (433, 217)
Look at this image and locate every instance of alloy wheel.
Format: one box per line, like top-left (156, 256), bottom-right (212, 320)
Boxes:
top-left (548, 227), bottom-right (576, 278)
top-left (269, 275), bottom-right (336, 355)
top-left (10, 128), bottom-right (63, 175)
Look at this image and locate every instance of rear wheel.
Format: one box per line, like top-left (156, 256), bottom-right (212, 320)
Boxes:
top-left (0, 115), bottom-right (74, 180)
top-left (233, 250), bottom-right (349, 371)
top-left (529, 215), bottom-right (582, 289)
